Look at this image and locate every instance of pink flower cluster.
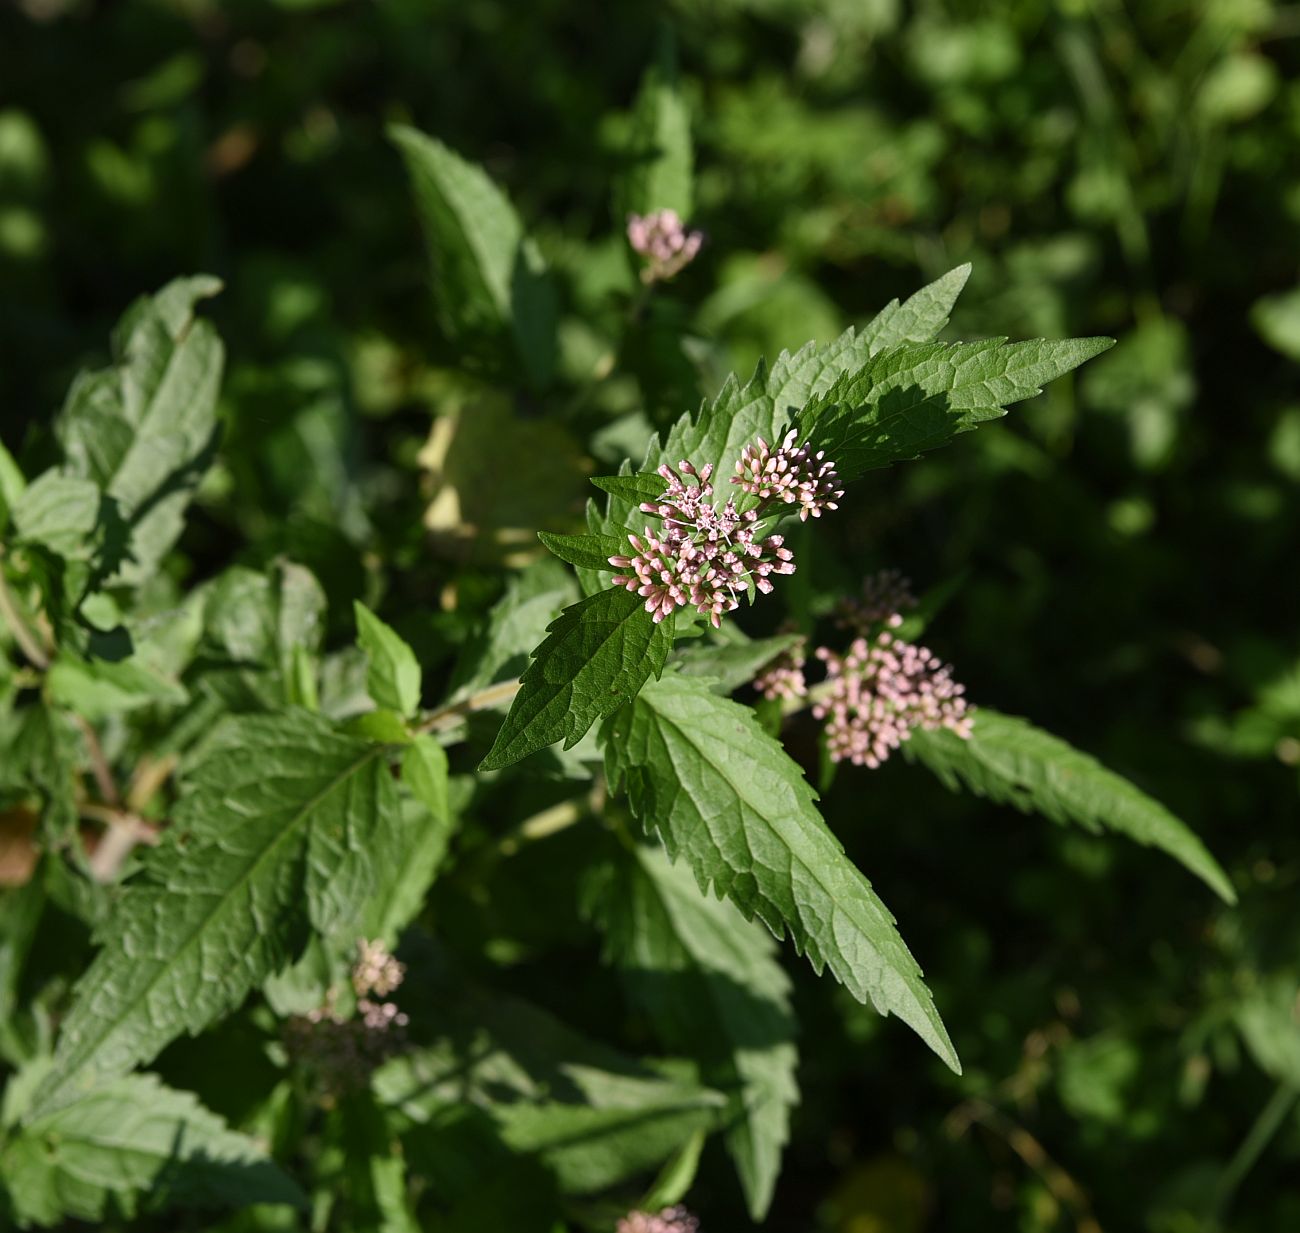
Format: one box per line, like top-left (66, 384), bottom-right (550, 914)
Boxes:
top-left (627, 209), bottom-right (704, 282)
top-left (734, 430), bottom-right (844, 521)
top-left (611, 436), bottom-right (841, 628)
top-left (752, 571), bottom-right (972, 766)
top-left (754, 632), bottom-right (808, 702)
top-left (284, 938), bottom-right (410, 1094)
top-left (813, 632), bottom-right (972, 768)
top-left (353, 937), bottom-right (404, 999)
top-left (617, 1206), bottom-right (700, 1233)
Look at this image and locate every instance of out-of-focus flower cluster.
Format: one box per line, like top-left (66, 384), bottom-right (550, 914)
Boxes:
top-left (616, 1206), bottom-right (700, 1233)
top-left (753, 631), bottom-right (808, 702)
top-left (627, 209), bottom-right (704, 282)
top-left (610, 436), bottom-right (842, 629)
top-left (353, 937), bottom-right (404, 999)
top-left (754, 571), bottom-right (973, 766)
top-left (835, 567), bottom-right (917, 634)
top-left (284, 938), bottom-right (410, 1094)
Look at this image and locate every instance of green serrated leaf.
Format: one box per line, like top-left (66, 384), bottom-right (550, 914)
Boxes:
top-left (603, 670), bottom-right (958, 1073)
top-left (389, 124), bottom-right (556, 387)
top-left (800, 336), bottom-right (1116, 481)
top-left (537, 530), bottom-right (626, 573)
top-left (595, 841), bottom-right (798, 1219)
top-left (589, 274), bottom-right (967, 545)
top-left (590, 472), bottom-right (668, 504)
top-left (858, 263), bottom-right (971, 355)
top-left (617, 41), bottom-right (693, 220)
top-left (354, 602), bottom-right (422, 717)
top-left (11, 471), bottom-right (101, 559)
top-left (907, 709), bottom-right (1235, 903)
top-left (357, 737), bottom-right (458, 943)
top-left (1, 1070), bottom-right (305, 1226)
top-left (30, 711), bottom-right (403, 1116)
top-left (204, 562), bottom-right (327, 667)
top-left (480, 587), bottom-right (676, 771)
top-left (55, 276), bottom-right (224, 585)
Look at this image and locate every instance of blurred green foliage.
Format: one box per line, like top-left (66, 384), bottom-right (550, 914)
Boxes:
top-left (1, 0), bottom-right (1299, 1230)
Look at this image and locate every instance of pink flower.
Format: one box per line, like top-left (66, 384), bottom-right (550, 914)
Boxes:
top-left (813, 631), bottom-right (972, 768)
top-left (283, 938), bottom-right (410, 1093)
top-left (617, 1206), bottom-right (700, 1233)
top-left (627, 209), bottom-right (704, 283)
top-left (610, 455), bottom-right (802, 628)
top-left (733, 430), bottom-right (844, 521)
top-left (754, 633), bottom-right (809, 702)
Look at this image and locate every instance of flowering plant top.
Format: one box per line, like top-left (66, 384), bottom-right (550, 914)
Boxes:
top-left (610, 433), bottom-right (843, 628)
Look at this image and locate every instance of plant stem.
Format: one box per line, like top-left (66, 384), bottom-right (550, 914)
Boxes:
top-left (416, 679), bottom-right (522, 735)
top-left (1205, 1083), bottom-right (1299, 1231)
top-left (496, 800), bottom-right (584, 857)
top-left (73, 715), bottom-right (120, 806)
top-left (947, 1099), bottom-right (1101, 1233)
top-left (0, 558), bottom-right (50, 671)
top-left (86, 811), bottom-right (160, 881)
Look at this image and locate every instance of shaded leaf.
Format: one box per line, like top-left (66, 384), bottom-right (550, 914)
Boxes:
top-left (374, 984), bottom-right (724, 1195)
top-left (672, 631), bottom-right (804, 694)
top-left (448, 558), bottom-right (577, 699)
top-left (593, 841), bottom-right (798, 1219)
top-left (603, 670), bottom-right (958, 1072)
top-left (799, 336), bottom-right (1115, 482)
top-left (907, 709), bottom-right (1234, 902)
top-left (31, 711), bottom-right (402, 1115)
top-left (54, 276), bottom-right (224, 585)
top-left (390, 125), bottom-right (556, 386)
top-left (0, 438), bottom-right (26, 534)
top-left (617, 43), bottom-right (693, 220)
top-left (1, 1070), bottom-right (304, 1226)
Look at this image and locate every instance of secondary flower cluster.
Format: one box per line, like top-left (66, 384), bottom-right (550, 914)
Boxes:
top-left (754, 571), bottom-right (973, 767)
top-left (617, 1206), bottom-right (700, 1233)
top-left (813, 632), bottom-right (972, 767)
top-left (627, 209), bottom-right (704, 282)
top-left (284, 938), bottom-right (410, 1094)
top-left (836, 567), bottom-right (917, 634)
top-left (610, 436), bottom-right (843, 628)
top-left (753, 631), bottom-right (808, 702)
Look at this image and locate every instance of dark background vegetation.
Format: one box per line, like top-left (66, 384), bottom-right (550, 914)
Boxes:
top-left (2, 0), bottom-right (1298, 1229)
